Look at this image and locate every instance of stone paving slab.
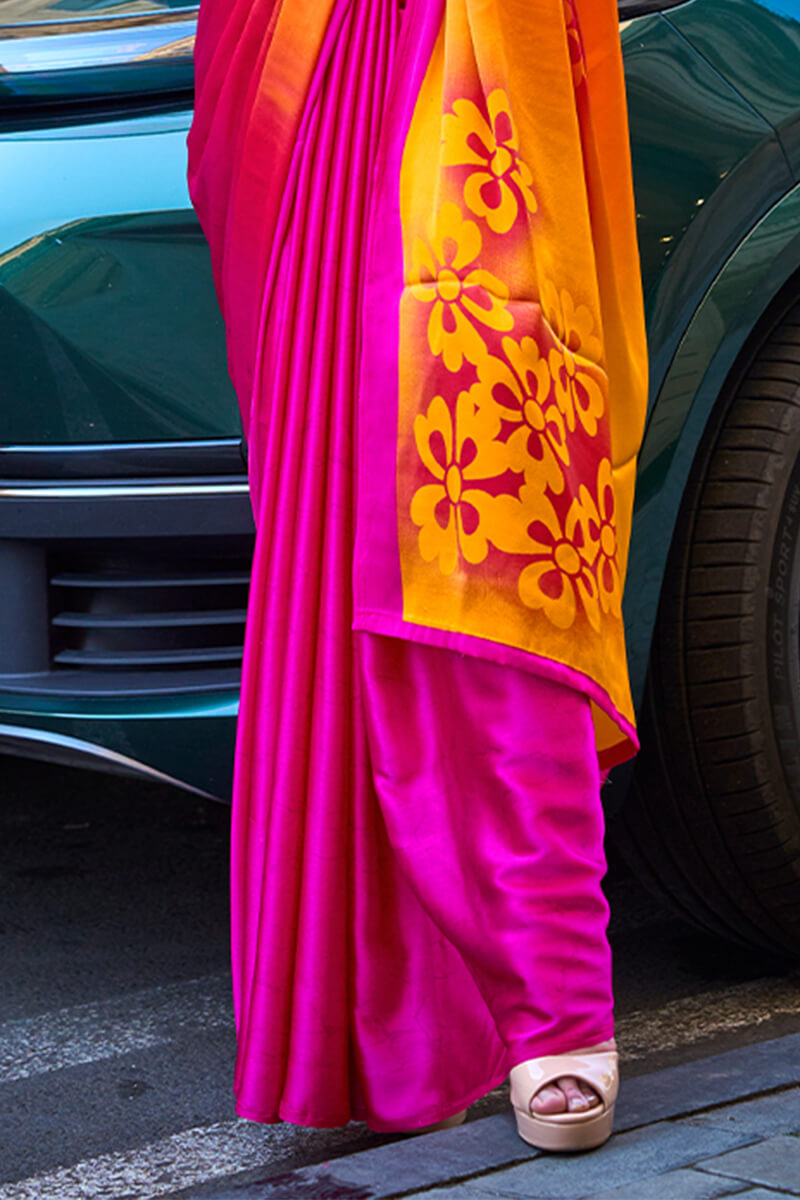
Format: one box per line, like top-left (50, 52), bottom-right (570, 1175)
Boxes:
top-left (406, 1119), bottom-right (754, 1199)
top-left (725, 1192), bottom-right (797, 1199)
top-left (399, 1187), bottom-right (511, 1198)
top-left (614, 1034), bottom-right (800, 1131)
top-left (686, 1088), bottom-right (800, 1138)
top-left (284, 1117), bottom-right (527, 1197)
top-left (696, 1134), bottom-right (800, 1194)
top-left (178, 1116), bottom-right (531, 1200)
top-left (182, 1034), bottom-right (800, 1200)
top-left (589, 1166), bottom-right (750, 1199)
top-left (401, 1175), bottom-right (752, 1200)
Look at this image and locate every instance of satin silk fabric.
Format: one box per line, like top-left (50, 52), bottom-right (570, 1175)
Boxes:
top-left (193, 0), bottom-right (402, 1126)
top-left (237, 628), bottom-right (613, 1130)
top-left (354, 0), bottom-right (647, 769)
top-left (187, 0), bottom-right (630, 1129)
top-left (360, 636), bottom-right (615, 1074)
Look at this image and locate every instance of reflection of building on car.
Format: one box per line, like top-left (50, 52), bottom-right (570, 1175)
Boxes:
top-left (2, 0), bottom-right (800, 954)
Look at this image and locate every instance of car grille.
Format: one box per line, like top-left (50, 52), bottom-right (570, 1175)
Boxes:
top-left (48, 543), bottom-right (251, 672)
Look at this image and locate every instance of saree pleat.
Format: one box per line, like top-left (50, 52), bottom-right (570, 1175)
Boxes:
top-left (231, 0), bottom-right (401, 1125)
top-left (277, 0), bottom-right (382, 1117)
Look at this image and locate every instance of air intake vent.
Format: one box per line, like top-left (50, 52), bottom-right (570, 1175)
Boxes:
top-left (48, 544), bottom-right (250, 672)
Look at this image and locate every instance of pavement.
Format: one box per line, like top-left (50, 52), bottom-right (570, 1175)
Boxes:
top-left (6, 762), bottom-right (800, 1200)
top-left (174, 1031), bottom-right (800, 1200)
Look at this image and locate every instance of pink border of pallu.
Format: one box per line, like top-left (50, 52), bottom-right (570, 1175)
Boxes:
top-left (353, 0), bottom-right (439, 621)
top-left (353, 0), bottom-right (637, 773)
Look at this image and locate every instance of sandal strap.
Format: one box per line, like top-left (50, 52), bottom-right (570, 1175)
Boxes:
top-left (510, 1050), bottom-right (618, 1113)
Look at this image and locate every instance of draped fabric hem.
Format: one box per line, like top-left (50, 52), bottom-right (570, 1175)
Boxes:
top-left (234, 1015), bottom-right (616, 1129)
top-left (235, 1062), bottom-right (510, 1131)
top-left (352, 609), bottom-right (639, 770)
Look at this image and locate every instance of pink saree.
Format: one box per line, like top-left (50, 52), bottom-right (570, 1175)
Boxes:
top-left (189, 0), bottom-right (647, 1130)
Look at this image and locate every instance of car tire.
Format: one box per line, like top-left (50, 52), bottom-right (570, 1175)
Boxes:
top-left (613, 302), bottom-right (800, 955)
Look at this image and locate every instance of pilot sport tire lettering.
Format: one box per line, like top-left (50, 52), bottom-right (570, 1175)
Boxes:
top-left (616, 303), bottom-right (800, 955)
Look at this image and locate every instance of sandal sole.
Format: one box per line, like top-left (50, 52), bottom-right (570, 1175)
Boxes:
top-left (513, 1101), bottom-right (614, 1152)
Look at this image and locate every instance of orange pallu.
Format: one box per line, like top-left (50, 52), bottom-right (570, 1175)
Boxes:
top-left (189, 0), bottom-right (648, 771)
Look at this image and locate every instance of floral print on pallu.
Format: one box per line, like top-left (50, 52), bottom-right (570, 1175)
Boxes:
top-left (475, 340), bottom-right (570, 495)
top-left (517, 484), bottom-right (602, 633)
top-left (542, 277), bottom-right (607, 437)
top-left (541, 279), bottom-right (602, 363)
top-left (407, 81), bottom-right (621, 641)
top-left (549, 342), bottom-right (606, 438)
top-left (410, 202), bottom-right (513, 372)
top-left (516, 457), bottom-right (620, 629)
top-left (442, 90), bottom-right (538, 235)
top-left (410, 391), bottom-right (533, 576)
top-left (577, 458), bottom-right (623, 618)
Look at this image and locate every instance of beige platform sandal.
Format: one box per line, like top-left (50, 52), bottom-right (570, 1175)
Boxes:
top-left (509, 1046), bottom-right (618, 1152)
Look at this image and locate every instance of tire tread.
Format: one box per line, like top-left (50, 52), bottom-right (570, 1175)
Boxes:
top-left (614, 303), bottom-right (800, 954)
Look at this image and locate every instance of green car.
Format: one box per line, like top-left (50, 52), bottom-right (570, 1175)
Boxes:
top-left (2, 0), bottom-right (800, 954)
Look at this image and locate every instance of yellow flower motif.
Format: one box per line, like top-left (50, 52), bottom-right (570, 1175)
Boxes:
top-left (574, 458), bottom-right (622, 617)
top-left (541, 280), bottom-right (602, 362)
top-left (442, 90), bottom-right (538, 235)
top-left (411, 391), bottom-right (533, 575)
top-left (475, 337), bottom-right (569, 494)
top-left (548, 343), bottom-right (605, 439)
top-left (410, 202), bottom-right (514, 373)
top-left (517, 486), bottom-right (601, 631)
top-left (563, 0), bottom-right (587, 88)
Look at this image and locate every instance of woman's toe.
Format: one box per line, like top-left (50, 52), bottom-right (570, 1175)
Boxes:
top-left (531, 1083), bottom-right (568, 1114)
top-left (559, 1076), bottom-right (600, 1113)
top-left (531, 1076), bottom-right (602, 1115)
